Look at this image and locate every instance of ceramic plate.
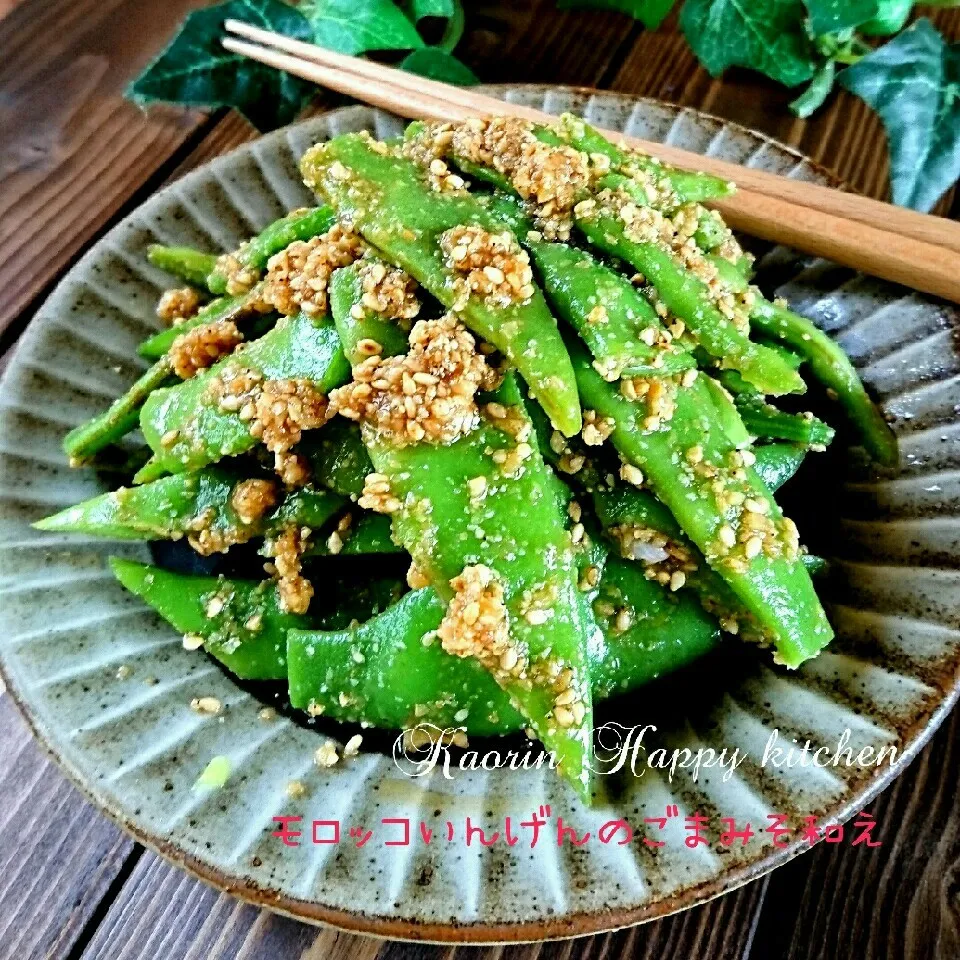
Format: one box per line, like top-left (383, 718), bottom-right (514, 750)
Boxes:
top-left (1, 88), bottom-right (958, 942)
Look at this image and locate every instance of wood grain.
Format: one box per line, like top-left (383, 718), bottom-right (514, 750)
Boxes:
top-left (0, 0), bottom-right (214, 345)
top-left (0, 696), bottom-right (136, 960)
top-left (76, 849), bottom-right (767, 959)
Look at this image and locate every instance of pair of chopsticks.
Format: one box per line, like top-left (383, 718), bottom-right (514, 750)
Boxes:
top-left (222, 20), bottom-right (960, 305)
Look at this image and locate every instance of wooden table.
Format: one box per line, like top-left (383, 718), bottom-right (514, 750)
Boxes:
top-left (1, 2), bottom-right (958, 957)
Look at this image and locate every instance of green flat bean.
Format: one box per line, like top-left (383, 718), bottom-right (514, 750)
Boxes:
top-left (306, 512), bottom-right (402, 557)
top-left (702, 375), bottom-right (751, 448)
top-left (569, 336), bottom-right (833, 667)
top-left (64, 359), bottom-right (175, 462)
top-left (752, 443), bottom-right (808, 490)
top-left (148, 208), bottom-right (337, 295)
top-left (138, 290), bottom-right (272, 361)
top-left (545, 114), bottom-right (736, 205)
top-left (484, 195), bottom-right (695, 378)
top-left (140, 312), bottom-right (350, 474)
top-left (207, 207), bottom-right (337, 295)
top-left (364, 380), bottom-right (595, 793)
top-left (708, 255), bottom-right (896, 464)
top-left (288, 553), bottom-right (722, 735)
top-left (734, 393), bottom-right (835, 447)
top-left (111, 558), bottom-right (307, 680)
top-left (36, 467), bottom-right (345, 546)
top-left (574, 197), bottom-right (805, 396)
top-left (301, 418), bottom-right (372, 498)
top-left (300, 133), bottom-right (583, 437)
top-left (329, 265), bottom-right (410, 367)
top-left (147, 246), bottom-right (218, 288)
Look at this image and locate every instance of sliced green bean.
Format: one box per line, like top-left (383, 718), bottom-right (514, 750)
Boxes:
top-left (36, 467), bottom-right (344, 545)
top-left (702, 375), bottom-right (751, 448)
top-left (734, 393), bottom-right (835, 447)
top-left (288, 552), bottom-right (722, 735)
top-left (306, 512), bottom-right (402, 557)
top-left (569, 336), bottom-right (832, 667)
top-left (140, 312), bottom-right (349, 475)
top-left (573, 194), bottom-right (805, 396)
top-left (485, 194), bottom-right (695, 378)
top-left (111, 558), bottom-right (306, 680)
top-left (544, 114), bottom-right (736, 205)
top-left (147, 246), bottom-right (218, 288)
top-left (708, 254), bottom-right (896, 464)
top-left (329, 265), bottom-right (410, 366)
top-left (301, 418), bottom-right (372, 499)
top-left (138, 290), bottom-right (272, 361)
top-left (207, 206), bottom-right (338, 295)
top-left (300, 133), bottom-right (583, 437)
top-left (64, 359), bottom-right (175, 462)
top-left (752, 443), bottom-right (807, 490)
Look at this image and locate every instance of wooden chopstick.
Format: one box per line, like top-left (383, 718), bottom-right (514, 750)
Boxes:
top-left (222, 23), bottom-right (960, 304)
top-left (223, 20), bottom-right (960, 256)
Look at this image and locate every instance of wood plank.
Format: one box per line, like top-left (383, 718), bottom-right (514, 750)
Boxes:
top-left (76, 847), bottom-right (766, 959)
top-left (0, 0), bottom-right (215, 343)
top-left (0, 695), bottom-right (136, 960)
top-left (460, 0), bottom-right (642, 89)
top-left (609, 9), bottom-right (960, 213)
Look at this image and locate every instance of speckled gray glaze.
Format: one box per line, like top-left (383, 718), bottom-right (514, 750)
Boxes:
top-left (0, 88), bottom-right (958, 943)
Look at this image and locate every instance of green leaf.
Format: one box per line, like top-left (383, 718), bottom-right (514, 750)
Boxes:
top-left (556, 0), bottom-right (677, 29)
top-left (301, 0), bottom-right (424, 55)
top-left (127, 0), bottom-right (316, 131)
top-left (402, 0), bottom-right (455, 19)
top-left (680, 0), bottom-right (817, 88)
top-left (400, 47), bottom-right (479, 84)
top-left (790, 58), bottom-right (836, 116)
top-left (803, 0), bottom-right (881, 36)
top-left (860, 0), bottom-right (913, 37)
top-left (400, 0), bottom-right (463, 53)
top-left (839, 18), bottom-right (960, 211)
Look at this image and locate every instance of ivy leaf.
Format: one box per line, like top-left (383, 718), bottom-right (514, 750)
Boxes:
top-left (402, 0), bottom-right (455, 20)
top-left (680, 0), bottom-right (817, 87)
top-left (860, 0), bottom-right (913, 37)
top-left (803, 0), bottom-right (881, 37)
top-left (839, 18), bottom-right (960, 211)
top-left (127, 0), bottom-right (317, 131)
top-left (400, 47), bottom-right (479, 84)
top-left (300, 0), bottom-right (424, 55)
top-left (556, 0), bottom-right (676, 30)
top-left (402, 0), bottom-right (466, 53)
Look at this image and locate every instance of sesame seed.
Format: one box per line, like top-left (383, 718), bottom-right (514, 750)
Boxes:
top-left (191, 696), bottom-right (222, 715)
top-left (525, 608), bottom-right (552, 625)
top-left (315, 741), bottom-right (340, 767)
top-left (286, 780), bottom-right (308, 799)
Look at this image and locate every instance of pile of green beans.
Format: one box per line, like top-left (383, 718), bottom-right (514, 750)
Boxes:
top-left (38, 115), bottom-right (895, 799)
